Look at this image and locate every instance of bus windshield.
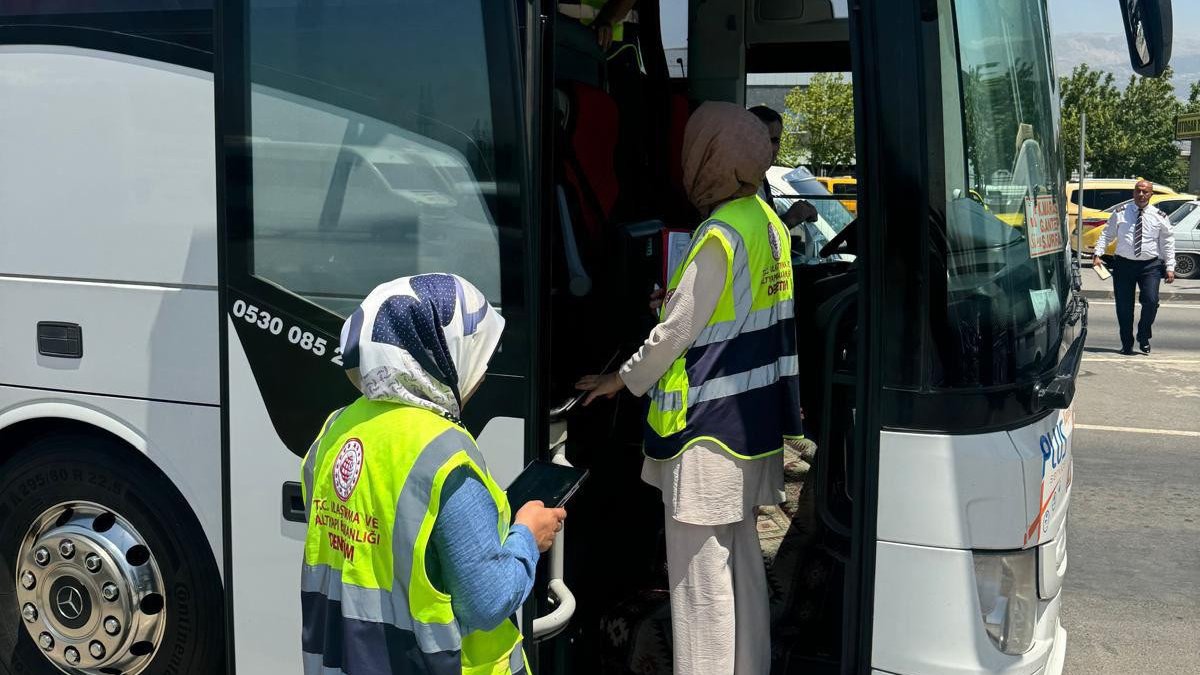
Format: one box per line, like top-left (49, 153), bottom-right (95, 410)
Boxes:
top-left (934, 0), bottom-right (1068, 388)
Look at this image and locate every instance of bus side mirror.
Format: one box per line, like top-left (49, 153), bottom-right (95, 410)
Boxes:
top-left (1119, 0), bottom-right (1173, 77)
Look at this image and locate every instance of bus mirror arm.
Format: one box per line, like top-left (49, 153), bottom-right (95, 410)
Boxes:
top-left (1036, 323), bottom-right (1087, 410)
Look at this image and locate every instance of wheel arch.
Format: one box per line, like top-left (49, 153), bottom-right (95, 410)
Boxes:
top-left (0, 402), bottom-right (150, 464)
top-left (0, 402), bottom-right (222, 578)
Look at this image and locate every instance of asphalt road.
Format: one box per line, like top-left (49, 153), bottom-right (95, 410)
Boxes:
top-left (1062, 298), bottom-right (1200, 674)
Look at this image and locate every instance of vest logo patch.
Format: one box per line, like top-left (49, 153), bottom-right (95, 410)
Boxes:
top-left (768, 223), bottom-right (782, 261)
top-left (332, 438), bottom-right (364, 502)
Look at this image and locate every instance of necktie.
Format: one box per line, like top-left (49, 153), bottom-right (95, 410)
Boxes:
top-left (1134, 208), bottom-right (1144, 257)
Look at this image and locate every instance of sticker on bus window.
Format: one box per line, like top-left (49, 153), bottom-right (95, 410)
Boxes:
top-left (1025, 195), bottom-right (1063, 258)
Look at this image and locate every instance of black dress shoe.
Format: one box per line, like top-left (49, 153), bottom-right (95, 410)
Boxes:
top-left (1140, 342), bottom-right (1151, 354)
top-left (1120, 347), bottom-right (1135, 355)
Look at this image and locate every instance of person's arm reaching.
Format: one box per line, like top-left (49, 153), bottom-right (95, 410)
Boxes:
top-left (1093, 211), bottom-right (1119, 265)
top-left (575, 237), bottom-right (729, 401)
top-left (593, 0), bottom-right (638, 49)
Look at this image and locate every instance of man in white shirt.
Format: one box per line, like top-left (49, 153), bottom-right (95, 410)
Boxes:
top-left (1093, 179), bottom-right (1176, 355)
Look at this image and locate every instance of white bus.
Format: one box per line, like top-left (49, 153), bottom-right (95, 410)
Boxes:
top-left (0, 1), bottom-right (1172, 674)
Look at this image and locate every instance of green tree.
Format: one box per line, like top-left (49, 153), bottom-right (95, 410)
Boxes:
top-left (1058, 64), bottom-right (1124, 179)
top-left (1116, 67), bottom-right (1185, 188)
top-left (780, 73), bottom-right (855, 171)
top-left (1185, 81), bottom-right (1200, 114)
top-left (1059, 65), bottom-right (1188, 189)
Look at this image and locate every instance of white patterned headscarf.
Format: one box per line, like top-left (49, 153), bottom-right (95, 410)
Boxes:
top-left (339, 274), bottom-right (505, 422)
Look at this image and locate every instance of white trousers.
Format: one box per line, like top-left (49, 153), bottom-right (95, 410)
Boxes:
top-left (665, 516), bottom-right (771, 675)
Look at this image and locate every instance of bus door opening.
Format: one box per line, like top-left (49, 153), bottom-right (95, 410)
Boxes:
top-left (534, 2), bottom-right (865, 673)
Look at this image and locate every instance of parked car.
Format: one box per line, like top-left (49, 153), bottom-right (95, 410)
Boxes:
top-left (1082, 192), bottom-right (1199, 256)
top-left (1164, 200), bottom-right (1200, 279)
top-left (1104, 192), bottom-right (1198, 217)
top-left (815, 176), bottom-right (858, 216)
top-left (1066, 178), bottom-right (1176, 249)
top-left (766, 166), bottom-right (855, 264)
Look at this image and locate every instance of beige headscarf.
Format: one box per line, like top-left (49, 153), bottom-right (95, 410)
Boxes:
top-left (681, 101), bottom-right (774, 214)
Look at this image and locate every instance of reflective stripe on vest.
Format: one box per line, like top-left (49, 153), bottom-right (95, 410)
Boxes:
top-left (301, 399), bottom-right (526, 674)
top-left (302, 406), bottom-right (348, 520)
top-left (644, 195), bottom-right (804, 461)
top-left (651, 355), bottom-right (799, 412)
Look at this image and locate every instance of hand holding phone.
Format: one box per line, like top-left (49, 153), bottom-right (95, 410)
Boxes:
top-left (514, 501), bottom-right (566, 552)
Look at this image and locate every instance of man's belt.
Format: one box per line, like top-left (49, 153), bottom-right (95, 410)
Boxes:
top-left (558, 4), bottom-right (640, 24)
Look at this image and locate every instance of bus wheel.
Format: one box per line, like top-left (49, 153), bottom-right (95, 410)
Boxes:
top-left (0, 433), bottom-right (224, 675)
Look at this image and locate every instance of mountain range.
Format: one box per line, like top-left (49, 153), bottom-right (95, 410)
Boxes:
top-left (1053, 32), bottom-right (1200, 100)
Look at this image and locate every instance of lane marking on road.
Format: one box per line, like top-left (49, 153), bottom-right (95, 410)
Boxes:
top-left (1083, 358), bottom-right (1200, 363)
top-left (1088, 301), bottom-right (1200, 309)
top-left (1075, 423), bottom-right (1200, 438)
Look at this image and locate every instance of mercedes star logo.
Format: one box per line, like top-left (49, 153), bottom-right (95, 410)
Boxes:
top-left (56, 586), bottom-right (84, 621)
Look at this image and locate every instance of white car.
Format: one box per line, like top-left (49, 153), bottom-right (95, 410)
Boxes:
top-left (764, 165), bottom-right (855, 264)
top-left (1167, 200), bottom-right (1200, 279)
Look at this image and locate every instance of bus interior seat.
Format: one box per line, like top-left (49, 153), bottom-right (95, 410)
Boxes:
top-left (549, 80), bottom-right (667, 396)
top-left (556, 80), bottom-right (620, 259)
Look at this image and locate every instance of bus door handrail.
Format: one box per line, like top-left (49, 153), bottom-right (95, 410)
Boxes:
top-left (530, 374), bottom-right (623, 643)
top-left (529, 435), bottom-right (577, 641)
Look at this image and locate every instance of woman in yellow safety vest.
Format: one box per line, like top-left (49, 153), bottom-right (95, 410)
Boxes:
top-left (301, 274), bottom-right (565, 674)
top-left (576, 102), bottom-right (805, 674)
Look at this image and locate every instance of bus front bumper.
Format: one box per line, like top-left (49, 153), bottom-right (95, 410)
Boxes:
top-left (871, 540), bottom-right (1068, 675)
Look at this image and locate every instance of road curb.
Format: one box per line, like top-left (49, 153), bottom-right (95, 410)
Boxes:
top-left (1081, 289), bottom-right (1200, 303)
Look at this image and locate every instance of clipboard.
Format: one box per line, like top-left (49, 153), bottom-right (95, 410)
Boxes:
top-left (662, 229), bottom-right (693, 287)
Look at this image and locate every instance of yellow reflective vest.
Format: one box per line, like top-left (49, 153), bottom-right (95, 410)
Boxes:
top-left (560, 0), bottom-right (628, 42)
top-left (301, 398), bottom-right (527, 674)
top-left (645, 195), bottom-right (804, 460)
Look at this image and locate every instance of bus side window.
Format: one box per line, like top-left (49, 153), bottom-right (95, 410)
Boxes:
top-left (238, 0), bottom-right (526, 319)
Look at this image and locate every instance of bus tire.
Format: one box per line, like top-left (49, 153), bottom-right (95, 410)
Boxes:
top-left (0, 432), bottom-right (224, 675)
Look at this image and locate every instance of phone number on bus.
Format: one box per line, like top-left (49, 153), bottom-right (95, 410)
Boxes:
top-left (230, 298), bottom-right (344, 366)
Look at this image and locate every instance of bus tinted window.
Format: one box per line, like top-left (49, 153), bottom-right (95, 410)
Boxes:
top-left (936, 0), bottom-right (1068, 388)
top-left (242, 0), bottom-right (523, 317)
top-left (0, 1), bottom-right (213, 53)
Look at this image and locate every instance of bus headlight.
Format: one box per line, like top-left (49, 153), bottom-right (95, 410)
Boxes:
top-left (972, 549), bottom-right (1037, 655)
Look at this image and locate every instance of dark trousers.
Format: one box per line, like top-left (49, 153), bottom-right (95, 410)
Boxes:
top-left (1112, 257), bottom-right (1163, 349)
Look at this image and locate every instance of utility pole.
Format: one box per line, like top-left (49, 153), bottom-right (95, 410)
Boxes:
top-left (1077, 111), bottom-right (1086, 261)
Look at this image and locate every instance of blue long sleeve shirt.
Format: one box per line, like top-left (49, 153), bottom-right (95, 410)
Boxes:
top-left (426, 468), bottom-right (539, 633)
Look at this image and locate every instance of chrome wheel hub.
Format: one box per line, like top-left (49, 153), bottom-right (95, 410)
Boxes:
top-left (14, 502), bottom-right (166, 675)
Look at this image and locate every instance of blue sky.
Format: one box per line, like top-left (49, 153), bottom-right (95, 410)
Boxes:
top-left (1048, 0), bottom-right (1197, 36)
top-left (662, 1), bottom-right (1197, 50)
